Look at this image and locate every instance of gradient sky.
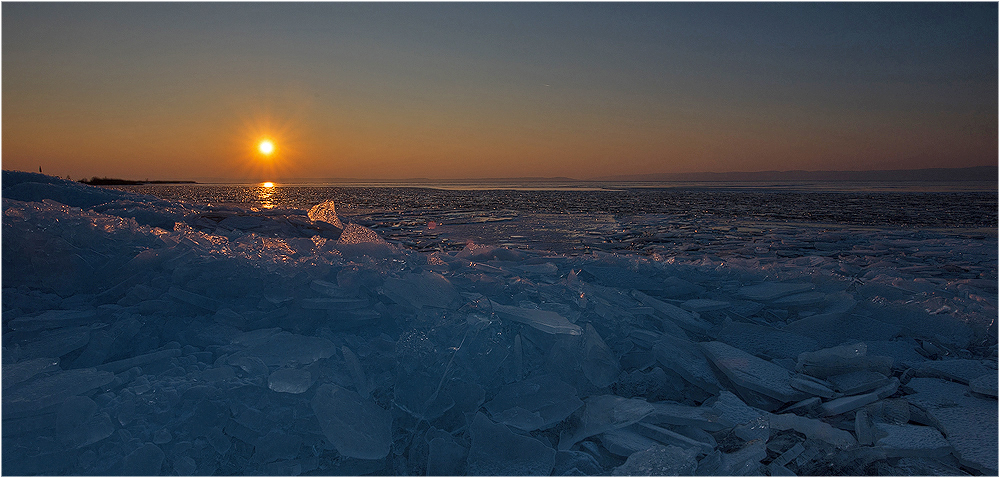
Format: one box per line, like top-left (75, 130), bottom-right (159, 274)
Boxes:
top-left (4, 2), bottom-right (997, 181)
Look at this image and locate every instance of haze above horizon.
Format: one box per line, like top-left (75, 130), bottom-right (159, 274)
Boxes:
top-left (3, 3), bottom-right (997, 181)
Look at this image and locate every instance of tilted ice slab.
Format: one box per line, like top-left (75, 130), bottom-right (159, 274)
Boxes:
top-left (490, 301), bottom-right (583, 335)
top-left (913, 359), bottom-right (994, 385)
top-left (874, 423), bottom-right (952, 458)
top-left (631, 290), bottom-right (711, 333)
top-left (382, 271), bottom-right (462, 310)
top-left (768, 412), bottom-right (857, 449)
top-left (652, 335), bottom-right (723, 394)
top-left (700, 341), bottom-right (808, 403)
top-left (611, 444), bottom-right (698, 476)
top-left (2, 357), bottom-right (60, 389)
top-left (310, 384), bottom-right (392, 460)
top-left (468, 412), bottom-right (556, 475)
top-left (969, 371), bottom-right (998, 398)
top-left (906, 377), bottom-right (998, 475)
top-left (3, 368), bottom-right (115, 416)
top-left (558, 395), bottom-right (657, 450)
top-left (8, 309), bottom-right (98, 332)
top-left (483, 374), bottom-right (583, 431)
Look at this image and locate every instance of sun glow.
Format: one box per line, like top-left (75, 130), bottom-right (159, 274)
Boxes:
top-left (258, 140), bottom-right (275, 155)
top-left (262, 182), bottom-right (274, 188)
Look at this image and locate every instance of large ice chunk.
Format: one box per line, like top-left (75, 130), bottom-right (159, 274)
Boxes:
top-left (307, 200), bottom-right (344, 229)
top-left (310, 384), bottom-right (391, 460)
top-left (383, 271), bottom-right (462, 310)
top-left (2, 357), bottom-right (60, 389)
top-left (558, 395), bottom-right (657, 450)
top-left (827, 370), bottom-right (890, 395)
top-left (122, 443), bottom-right (165, 475)
top-left (914, 359), bottom-right (994, 385)
top-left (467, 412), bottom-right (556, 475)
top-left (969, 371), bottom-right (998, 398)
top-left (631, 290), bottom-right (711, 332)
top-left (14, 326), bottom-right (91, 361)
top-left (819, 378), bottom-right (899, 416)
top-left (874, 423), bottom-right (952, 458)
top-left (268, 368), bottom-right (314, 393)
top-left (906, 377), bottom-right (998, 475)
top-left (652, 335), bottom-right (722, 394)
top-left (490, 301), bottom-right (583, 335)
top-left (56, 395), bottom-right (115, 449)
top-left (644, 401), bottom-right (731, 432)
top-left (700, 341), bottom-right (808, 403)
top-left (611, 444), bottom-right (698, 476)
top-left (483, 374), bottom-right (583, 431)
top-left (582, 323), bottom-right (620, 388)
top-left (3, 368), bottom-right (115, 416)
top-left (796, 342), bottom-right (893, 378)
top-left (768, 413), bottom-right (857, 449)
top-left (8, 309), bottom-right (98, 332)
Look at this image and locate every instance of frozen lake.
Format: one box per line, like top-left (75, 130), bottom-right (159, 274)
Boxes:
top-left (3, 171), bottom-right (997, 475)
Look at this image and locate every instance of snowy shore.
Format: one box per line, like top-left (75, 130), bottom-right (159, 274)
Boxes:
top-left (2, 170), bottom-right (996, 475)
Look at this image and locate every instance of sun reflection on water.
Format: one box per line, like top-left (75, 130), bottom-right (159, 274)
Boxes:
top-left (258, 182), bottom-right (276, 209)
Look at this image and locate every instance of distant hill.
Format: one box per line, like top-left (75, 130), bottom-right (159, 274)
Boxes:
top-left (591, 166), bottom-right (998, 182)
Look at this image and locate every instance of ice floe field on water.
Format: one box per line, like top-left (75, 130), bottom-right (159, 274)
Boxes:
top-left (2, 170), bottom-right (998, 476)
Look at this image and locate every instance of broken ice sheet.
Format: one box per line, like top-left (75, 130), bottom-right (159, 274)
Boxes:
top-left (906, 377), bottom-right (999, 475)
top-left (652, 335), bottom-right (723, 394)
top-left (3, 368), bottom-right (115, 416)
top-left (611, 444), bottom-right (698, 476)
top-left (382, 271), bottom-right (462, 309)
top-left (310, 383), bottom-right (391, 460)
top-left (484, 373), bottom-right (583, 431)
top-left (700, 341), bottom-right (808, 404)
top-left (582, 322), bottom-right (620, 388)
top-left (267, 367), bottom-right (313, 393)
top-left (2, 357), bottom-right (60, 389)
top-left (558, 395), bottom-right (657, 450)
top-left (874, 423), bottom-right (952, 458)
top-left (490, 300), bottom-right (583, 335)
top-left (467, 412), bottom-right (556, 475)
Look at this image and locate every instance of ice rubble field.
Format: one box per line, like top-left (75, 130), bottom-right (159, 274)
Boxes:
top-left (2, 170), bottom-right (997, 476)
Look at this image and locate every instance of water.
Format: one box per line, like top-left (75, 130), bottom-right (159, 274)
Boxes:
top-left (108, 181), bottom-right (996, 255)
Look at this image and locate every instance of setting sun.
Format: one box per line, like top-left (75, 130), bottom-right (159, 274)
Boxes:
top-left (258, 140), bottom-right (275, 155)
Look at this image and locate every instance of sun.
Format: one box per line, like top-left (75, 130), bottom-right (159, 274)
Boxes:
top-left (258, 140), bottom-right (275, 155)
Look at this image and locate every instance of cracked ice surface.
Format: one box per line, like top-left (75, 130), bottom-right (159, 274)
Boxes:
top-left (2, 171), bottom-right (997, 475)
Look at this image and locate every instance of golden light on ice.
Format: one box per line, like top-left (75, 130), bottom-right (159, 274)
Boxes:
top-left (258, 140), bottom-right (275, 155)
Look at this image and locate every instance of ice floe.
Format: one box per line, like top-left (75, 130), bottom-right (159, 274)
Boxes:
top-left (1, 171), bottom-right (996, 475)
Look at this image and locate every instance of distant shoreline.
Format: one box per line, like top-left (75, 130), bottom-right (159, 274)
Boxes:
top-left (69, 165), bottom-right (996, 184)
top-left (79, 177), bottom-right (197, 186)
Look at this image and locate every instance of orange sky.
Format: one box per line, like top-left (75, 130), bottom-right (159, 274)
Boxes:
top-left (3, 3), bottom-right (996, 181)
